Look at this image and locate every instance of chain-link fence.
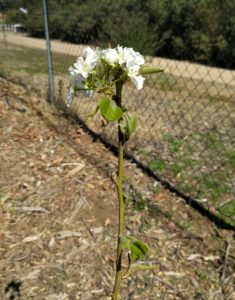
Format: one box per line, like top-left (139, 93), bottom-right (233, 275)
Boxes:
top-left (54, 49), bottom-right (235, 228)
top-left (0, 0), bottom-right (235, 225)
top-left (51, 2), bottom-right (235, 228)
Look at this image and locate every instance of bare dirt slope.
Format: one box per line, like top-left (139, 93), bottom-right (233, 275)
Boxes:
top-left (1, 32), bottom-right (235, 86)
top-left (0, 77), bottom-right (234, 300)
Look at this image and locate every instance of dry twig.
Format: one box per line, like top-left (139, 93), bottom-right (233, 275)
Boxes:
top-left (221, 240), bottom-right (231, 281)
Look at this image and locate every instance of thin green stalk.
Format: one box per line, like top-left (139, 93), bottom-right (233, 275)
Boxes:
top-left (112, 139), bottom-right (124, 300)
top-left (112, 81), bottom-right (125, 300)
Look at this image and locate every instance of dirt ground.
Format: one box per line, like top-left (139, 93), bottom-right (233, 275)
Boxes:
top-left (0, 77), bottom-right (234, 300)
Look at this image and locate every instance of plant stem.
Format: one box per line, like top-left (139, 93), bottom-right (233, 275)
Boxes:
top-left (112, 81), bottom-right (125, 300)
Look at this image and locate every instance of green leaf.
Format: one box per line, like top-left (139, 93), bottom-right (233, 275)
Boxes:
top-left (130, 240), bottom-right (148, 262)
top-left (130, 264), bottom-right (159, 271)
top-left (140, 66), bottom-right (164, 75)
top-left (127, 114), bottom-right (138, 138)
top-left (120, 236), bottom-right (148, 262)
top-left (99, 97), bottom-right (123, 122)
top-left (120, 236), bottom-right (131, 250)
top-left (123, 192), bottom-right (130, 202)
top-left (120, 113), bottom-right (138, 140)
top-left (85, 104), bottom-right (99, 118)
top-left (119, 119), bottom-right (126, 136)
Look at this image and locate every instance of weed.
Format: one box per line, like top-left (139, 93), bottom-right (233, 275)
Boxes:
top-left (177, 182), bottom-right (194, 194)
top-left (224, 150), bottom-right (235, 168)
top-left (204, 132), bottom-right (225, 153)
top-left (144, 129), bottom-right (233, 223)
top-left (181, 158), bottom-right (194, 168)
top-left (197, 173), bottom-right (229, 202)
top-left (148, 158), bottom-right (167, 172)
top-left (132, 198), bottom-right (146, 211)
top-left (217, 200), bottom-right (235, 226)
top-left (148, 203), bottom-right (172, 220)
top-left (195, 269), bottom-right (208, 281)
top-left (163, 134), bottom-right (183, 153)
top-left (170, 162), bottom-right (182, 175)
top-left (126, 191), bottom-right (146, 212)
top-left (151, 184), bottom-right (164, 194)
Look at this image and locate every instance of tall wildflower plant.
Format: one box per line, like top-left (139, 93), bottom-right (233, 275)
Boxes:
top-left (67, 46), bottom-right (162, 299)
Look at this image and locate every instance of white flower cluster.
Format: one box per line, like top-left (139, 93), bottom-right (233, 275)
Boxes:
top-left (67, 45), bottom-right (145, 105)
top-left (101, 46), bottom-right (145, 90)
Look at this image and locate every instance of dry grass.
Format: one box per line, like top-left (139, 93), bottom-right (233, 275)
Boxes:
top-left (1, 41), bottom-right (234, 224)
top-left (0, 77), bottom-right (235, 300)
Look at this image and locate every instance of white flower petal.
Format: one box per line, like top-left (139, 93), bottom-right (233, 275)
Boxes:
top-left (69, 72), bottom-right (85, 89)
top-left (130, 75), bottom-right (145, 90)
top-left (66, 87), bottom-right (75, 106)
top-left (83, 47), bottom-right (95, 58)
top-left (132, 52), bottom-right (145, 65)
top-left (116, 45), bottom-right (145, 67)
top-left (119, 47), bottom-right (135, 64)
top-left (123, 47), bottom-right (136, 62)
top-left (83, 47), bottom-right (99, 68)
top-left (117, 45), bottom-right (127, 64)
top-left (74, 57), bottom-right (84, 70)
top-left (73, 50), bottom-right (98, 78)
top-left (103, 48), bottom-right (119, 65)
top-left (68, 45), bottom-right (145, 99)
top-left (126, 61), bottom-right (140, 76)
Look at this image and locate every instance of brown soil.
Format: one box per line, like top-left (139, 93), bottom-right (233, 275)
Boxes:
top-left (0, 77), bottom-right (234, 300)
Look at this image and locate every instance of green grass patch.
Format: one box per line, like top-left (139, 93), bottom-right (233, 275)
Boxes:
top-left (53, 53), bottom-right (77, 74)
top-left (151, 184), bottom-right (164, 194)
top-left (224, 150), bottom-right (235, 168)
top-left (125, 192), bottom-right (146, 212)
top-left (204, 132), bottom-right (225, 153)
top-left (0, 43), bottom-right (76, 76)
top-left (148, 158), bottom-right (167, 172)
top-left (177, 181), bottom-right (195, 193)
top-left (217, 200), bottom-right (235, 226)
top-left (198, 174), bottom-right (229, 201)
top-left (145, 130), bottom-right (234, 217)
top-left (132, 198), bottom-right (146, 211)
top-left (163, 134), bottom-right (183, 153)
top-left (208, 94), bottom-right (231, 104)
top-left (145, 73), bottom-right (178, 91)
top-left (195, 269), bottom-right (209, 281)
top-left (0, 45), bottom-right (48, 75)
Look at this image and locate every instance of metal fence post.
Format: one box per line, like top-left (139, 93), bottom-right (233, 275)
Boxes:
top-left (43, 0), bottom-right (55, 106)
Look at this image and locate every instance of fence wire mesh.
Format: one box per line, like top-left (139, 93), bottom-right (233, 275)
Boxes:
top-left (50, 6), bottom-right (235, 228)
top-left (0, 0), bottom-right (235, 225)
top-left (54, 53), bottom-right (235, 227)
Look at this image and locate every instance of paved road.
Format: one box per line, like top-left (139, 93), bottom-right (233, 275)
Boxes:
top-left (1, 32), bottom-right (235, 86)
